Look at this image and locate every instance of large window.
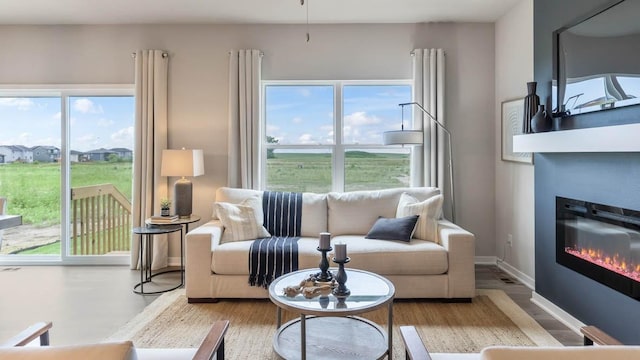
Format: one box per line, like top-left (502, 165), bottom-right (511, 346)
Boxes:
top-left (0, 87), bottom-right (134, 265)
top-left (263, 81), bottom-right (412, 192)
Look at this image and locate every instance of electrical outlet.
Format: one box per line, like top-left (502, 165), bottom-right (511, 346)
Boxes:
top-left (507, 234), bottom-right (513, 247)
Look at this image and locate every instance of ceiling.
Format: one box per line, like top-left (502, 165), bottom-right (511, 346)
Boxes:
top-left (1, 0), bottom-right (522, 25)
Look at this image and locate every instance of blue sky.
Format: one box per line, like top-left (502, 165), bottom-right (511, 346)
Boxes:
top-left (0, 96), bottom-right (134, 152)
top-left (265, 84), bottom-right (412, 145)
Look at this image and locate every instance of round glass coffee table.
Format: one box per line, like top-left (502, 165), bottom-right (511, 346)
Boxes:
top-left (268, 268), bottom-right (395, 360)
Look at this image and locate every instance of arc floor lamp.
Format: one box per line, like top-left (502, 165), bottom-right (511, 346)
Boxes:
top-left (383, 102), bottom-right (456, 223)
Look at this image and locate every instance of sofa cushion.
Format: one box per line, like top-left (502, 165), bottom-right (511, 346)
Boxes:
top-left (480, 346), bottom-right (640, 360)
top-left (213, 187), bottom-right (327, 237)
top-left (0, 341), bottom-right (136, 360)
top-left (300, 192), bottom-right (328, 237)
top-left (396, 193), bottom-right (444, 243)
top-left (213, 187), bottom-right (262, 219)
top-left (327, 187), bottom-right (440, 236)
top-left (215, 197), bottom-right (270, 243)
top-left (365, 215), bottom-right (419, 242)
top-left (211, 235), bottom-right (447, 276)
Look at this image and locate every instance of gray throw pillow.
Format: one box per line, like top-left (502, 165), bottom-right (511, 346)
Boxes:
top-left (365, 215), bottom-right (419, 242)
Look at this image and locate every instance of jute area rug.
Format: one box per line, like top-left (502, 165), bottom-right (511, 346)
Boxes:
top-left (107, 289), bottom-right (561, 359)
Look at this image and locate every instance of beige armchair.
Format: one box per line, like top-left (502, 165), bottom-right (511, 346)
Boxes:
top-left (399, 325), bottom-right (638, 360)
top-left (0, 320), bottom-right (229, 360)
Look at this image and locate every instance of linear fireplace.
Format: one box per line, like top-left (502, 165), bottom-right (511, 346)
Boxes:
top-left (556, 196), bottom-right (640, 300)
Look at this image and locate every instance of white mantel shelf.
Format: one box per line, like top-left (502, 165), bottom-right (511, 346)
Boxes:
top-left (513, 123), bottom-right (640, 153)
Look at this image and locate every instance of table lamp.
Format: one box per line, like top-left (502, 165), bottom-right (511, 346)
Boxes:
top-left (161, 148), bottom-right (204, 218)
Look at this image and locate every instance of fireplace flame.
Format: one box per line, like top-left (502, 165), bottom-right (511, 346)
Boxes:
top-left (565, 246), bottom-right (640, 282)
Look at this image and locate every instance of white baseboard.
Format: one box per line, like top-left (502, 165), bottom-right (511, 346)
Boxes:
top-left (531, 291), bottom-right (584, 335)
top-left (497, 261), bottom-right (535, 290)
top-left (475, 256), bottom-right (497, 264)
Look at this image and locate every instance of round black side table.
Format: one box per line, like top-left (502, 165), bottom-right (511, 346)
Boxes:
top-left (132, 224), bottom-right (183, 295)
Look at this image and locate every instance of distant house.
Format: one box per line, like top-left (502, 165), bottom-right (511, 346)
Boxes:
top-left (109, 148), bottom-right (133, 160)
top-left (32, 146), bottom-right (60, 163)
top-left (70, 150), bottom-right (89, 163)
top-left (0, 145), bottom-right (33, 163)
top-left (86, 148), bottom-right (117, 161)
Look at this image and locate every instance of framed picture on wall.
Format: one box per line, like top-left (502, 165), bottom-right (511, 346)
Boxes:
top-left (501, 98), bottom-right (533, 164)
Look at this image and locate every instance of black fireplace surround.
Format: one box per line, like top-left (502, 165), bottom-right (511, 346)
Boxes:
top-left (556, 196), bottom-right (640, 300)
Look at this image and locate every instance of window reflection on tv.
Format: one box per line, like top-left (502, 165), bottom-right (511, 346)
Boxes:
top-left (554, 0), bottom-right (640, 116)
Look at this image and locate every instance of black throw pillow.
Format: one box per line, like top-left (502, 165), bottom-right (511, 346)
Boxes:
top-left (365, 215), bottom-right (420, 242)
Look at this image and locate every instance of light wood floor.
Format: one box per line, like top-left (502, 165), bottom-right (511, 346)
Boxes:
top-left (0, 264), bottom-right (582, 346)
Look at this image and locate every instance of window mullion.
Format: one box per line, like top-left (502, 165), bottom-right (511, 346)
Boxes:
top-left (334, 82), bottom-right (344, 192)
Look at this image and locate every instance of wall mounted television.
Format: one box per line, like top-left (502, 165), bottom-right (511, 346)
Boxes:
top-left (553, 0), bottom-right (640, 118)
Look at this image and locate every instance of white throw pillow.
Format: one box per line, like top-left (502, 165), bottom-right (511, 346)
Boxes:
top-left (215, 197), bottom-right (271, 244)
top-left (396, 192), bottom-right (443, 243)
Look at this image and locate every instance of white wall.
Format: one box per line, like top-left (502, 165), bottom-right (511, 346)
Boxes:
top-left (494, 0), bottom-right (535, 284)
top-left (0, 23), bottom-right (496, 259)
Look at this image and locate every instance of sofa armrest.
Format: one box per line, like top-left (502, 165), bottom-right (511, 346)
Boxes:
top-left (1, 321), bottom-right (52, 347)
top-left (438, 219), bottom-right (476, 298)
top-left (400, 326), bottom-right (432, 360)
top-left (193, 320), bottom-right (229, 360)
top-left (186, 220), bottom-right (223, 300)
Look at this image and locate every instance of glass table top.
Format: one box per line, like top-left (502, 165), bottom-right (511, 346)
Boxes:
top-left (269, 268), bottom-right (395, 315)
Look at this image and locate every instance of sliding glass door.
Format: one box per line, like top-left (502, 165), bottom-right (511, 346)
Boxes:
top-left (0, 87), bottom-right (134, 265)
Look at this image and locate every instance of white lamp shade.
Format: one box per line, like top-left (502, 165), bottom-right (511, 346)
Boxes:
top-left (161, 149), bottom-right (204, 177)
top-left (382, 130), bottom-right (423, 145)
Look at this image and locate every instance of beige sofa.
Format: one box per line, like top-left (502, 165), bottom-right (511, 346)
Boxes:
top-left (185, 187), bottom-right (475, 302)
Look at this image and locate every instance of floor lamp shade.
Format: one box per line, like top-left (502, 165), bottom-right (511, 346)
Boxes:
top-left (382, 130), bottom-right (423, 145)
top-left (161, 149), bottom-right (204, 218)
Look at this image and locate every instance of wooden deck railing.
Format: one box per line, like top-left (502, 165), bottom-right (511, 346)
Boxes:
top-left (70, 184), bottom-right (131, 255)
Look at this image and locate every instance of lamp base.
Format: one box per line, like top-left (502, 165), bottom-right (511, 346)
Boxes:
top-left (174, 178), bottom-right (192, 219)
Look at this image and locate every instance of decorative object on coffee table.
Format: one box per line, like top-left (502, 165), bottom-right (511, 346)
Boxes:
top-left (332, 256), bottom-right (351, 298)
top-left (522, 81), bottom-right (540, 134)
top-left (316, 232), bottom-right (333, 282)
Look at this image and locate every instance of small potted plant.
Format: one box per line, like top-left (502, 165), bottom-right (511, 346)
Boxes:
top-left (160, 198), bottom-right (171, 216)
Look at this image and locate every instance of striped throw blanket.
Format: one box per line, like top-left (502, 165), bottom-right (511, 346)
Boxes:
top-left (248, 191), bottom-right (302, 288)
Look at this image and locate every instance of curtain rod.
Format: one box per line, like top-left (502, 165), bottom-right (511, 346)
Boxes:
top-left (131, 52), bottom-right (169, 58)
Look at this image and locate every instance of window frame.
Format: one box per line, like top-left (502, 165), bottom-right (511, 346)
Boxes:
top-left (261, 79), bottom-right (413, 192)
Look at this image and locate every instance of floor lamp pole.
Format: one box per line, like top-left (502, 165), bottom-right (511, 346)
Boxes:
top-left (400, 102), bottom-right (456, 223)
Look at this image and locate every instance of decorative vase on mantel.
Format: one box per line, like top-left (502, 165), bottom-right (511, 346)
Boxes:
top-left (531, 104), bottom-right (553, 133)
top-left (523, 82), bottom-right (540, 134)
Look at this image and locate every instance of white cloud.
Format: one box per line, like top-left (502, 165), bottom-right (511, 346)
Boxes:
top-left (97, 118), bottom-right (115, 127)
top-left (298, 133), bottom-right (316, 144)
top-left (73, 98), bottom-right (103, 114)
top-left (267, 124), bottom-right (280, 132)
top-left (52, 112), bottom-right (61, 120)
top-left (292, 117), bottom-right (303, 124)
top-left (0, 98), bottom-right (35, 111)
top-left (110, 126), bottom-right (134, 147)
top-left (344, 112), bottom-right (381, 126)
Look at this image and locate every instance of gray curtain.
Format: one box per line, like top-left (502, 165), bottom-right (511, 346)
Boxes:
top-left (227, 49), bottom-right (262, 189)
top-left (130, 50), bottom-right (169, 270)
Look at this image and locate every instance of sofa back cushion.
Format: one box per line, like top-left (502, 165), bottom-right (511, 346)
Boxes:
top-left (0, 341), bottom-right (136, 360)
top-left (481, 346), bottom-right (640, 360)
top-left (327, 187), bottom-right (440, 236)
top-left (214, 187), bottom-right (327, 238)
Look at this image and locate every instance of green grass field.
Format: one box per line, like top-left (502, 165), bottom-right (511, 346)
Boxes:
top-left (1, 152), bottom-right (407, 254)
top-left (0, 161), bottom-right (132, 226)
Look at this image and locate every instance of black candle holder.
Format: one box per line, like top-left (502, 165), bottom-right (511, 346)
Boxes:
top-left (332, 257), bottom-right (351, 297)
top-left (316, 246), bottom-right (333, 282)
